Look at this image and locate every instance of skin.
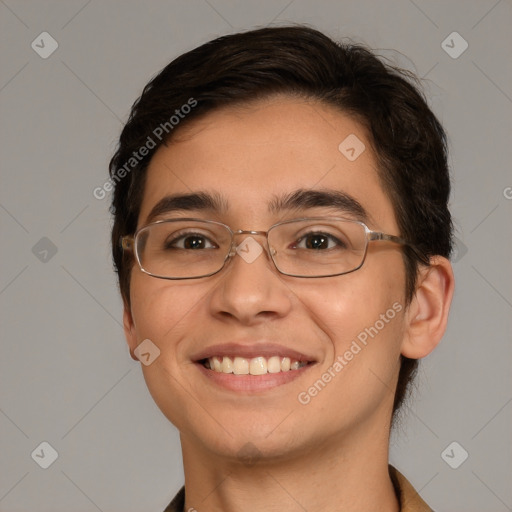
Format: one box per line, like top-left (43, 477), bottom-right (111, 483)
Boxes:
top-left (123, 96), bottom-right (454, 512)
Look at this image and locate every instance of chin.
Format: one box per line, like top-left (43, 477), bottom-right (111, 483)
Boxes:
top-left (177, 411), bottom-right (305, 460)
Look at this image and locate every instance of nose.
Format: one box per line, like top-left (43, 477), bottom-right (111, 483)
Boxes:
top-left (207, 233), bottom-right (293, 325)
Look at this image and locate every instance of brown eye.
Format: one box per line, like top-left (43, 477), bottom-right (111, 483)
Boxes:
top-left (294, 232), bottom-right (347, 250)
top-left (165, 233), bottom-right (216, 250)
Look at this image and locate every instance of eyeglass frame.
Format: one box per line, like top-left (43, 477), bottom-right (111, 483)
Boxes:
top-left (120, 216), bottom-right (428, 280)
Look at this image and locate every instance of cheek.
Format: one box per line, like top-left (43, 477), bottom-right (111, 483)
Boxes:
top-left (292, 253), bottom-right (406, 340)
top-left (288, 256), bottom-right (407, 397)
top-left (289, 276), bottom-right (405, 426)
top-left (128, 276), bottom-right (209, 428)
top-left (128, 274), bottom-right (211, 356)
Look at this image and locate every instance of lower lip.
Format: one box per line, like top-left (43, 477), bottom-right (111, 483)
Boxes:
top-left (195, 362), bottom-right (314, 392)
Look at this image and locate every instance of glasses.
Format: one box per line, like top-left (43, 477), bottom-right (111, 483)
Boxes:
top-left (121, 217), bottom-right (421, 280)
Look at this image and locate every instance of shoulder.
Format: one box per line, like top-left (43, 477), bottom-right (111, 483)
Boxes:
top-left (162, 486), bottom-right (185, 512)
top-left (389, 465), bottom-right (434, 512)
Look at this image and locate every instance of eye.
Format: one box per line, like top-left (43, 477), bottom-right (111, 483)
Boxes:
top-left (165, 232), bottom-right (217, 250)
top-left (293, 232), bottom-right (347, 250)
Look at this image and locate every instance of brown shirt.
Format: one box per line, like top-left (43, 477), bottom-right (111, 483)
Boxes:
top-left (163, 466), bottom-right (433, 511)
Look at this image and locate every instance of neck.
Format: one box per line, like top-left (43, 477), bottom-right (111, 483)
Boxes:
top-left (179, 422), bottom-right (399, 512)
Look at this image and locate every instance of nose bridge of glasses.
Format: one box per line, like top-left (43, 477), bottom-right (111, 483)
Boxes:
top-left (234, 229), bottom-right (268, 236)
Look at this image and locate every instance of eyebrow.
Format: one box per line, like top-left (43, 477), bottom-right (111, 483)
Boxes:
top-left (268, 189), bottom-right (369, 223)
top-left (144, 188), bottom-right (370, 225)
top-left (145, 191), bottom-right (228, 224)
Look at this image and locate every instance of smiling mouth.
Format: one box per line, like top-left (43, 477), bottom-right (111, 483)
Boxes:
top-left (200, 356), bottom-right (312, 375)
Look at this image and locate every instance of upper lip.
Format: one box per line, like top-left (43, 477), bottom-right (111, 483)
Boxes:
top-left (191, 342), bottom-right (316, 363)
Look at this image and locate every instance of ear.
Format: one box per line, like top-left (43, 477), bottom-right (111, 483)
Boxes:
top-left (401, 256), bottom-right (454, 359)
top-left (123, 302), bottom-right (140, 361)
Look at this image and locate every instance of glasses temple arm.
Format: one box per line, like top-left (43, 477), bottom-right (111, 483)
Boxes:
top-left (369, 232), bottom-right (430, 266)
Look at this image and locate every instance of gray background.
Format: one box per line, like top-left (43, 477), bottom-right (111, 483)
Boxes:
top-left (0, 1), bottom-right (511, 511)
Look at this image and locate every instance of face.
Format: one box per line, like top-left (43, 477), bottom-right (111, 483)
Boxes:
top-left (124, 96), bottom-right (409, 462)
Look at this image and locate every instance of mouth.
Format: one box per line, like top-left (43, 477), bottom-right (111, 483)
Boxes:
top-left (200, 355), bottom-right (311, 375)
top-left (191, 343), bottom-right (317, 392)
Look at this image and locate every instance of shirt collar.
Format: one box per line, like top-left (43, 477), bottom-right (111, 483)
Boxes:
top-left (163, 465), bottom-right (433, 511)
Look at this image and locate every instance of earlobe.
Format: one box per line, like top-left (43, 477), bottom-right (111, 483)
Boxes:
top-left (401, 256), bottom-right (455, 359)
top-left (123, 304), bottom-right (139, 361)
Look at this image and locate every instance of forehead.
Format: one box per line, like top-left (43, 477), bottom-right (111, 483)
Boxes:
top-left (139, 96), bottom-right (397, 230)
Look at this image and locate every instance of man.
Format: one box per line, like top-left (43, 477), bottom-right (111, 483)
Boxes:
top-left (109, 25), bottom-right (454, 511)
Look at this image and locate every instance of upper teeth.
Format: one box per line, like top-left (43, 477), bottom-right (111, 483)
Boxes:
top-left (205, 356), bottom-right (307, 375)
